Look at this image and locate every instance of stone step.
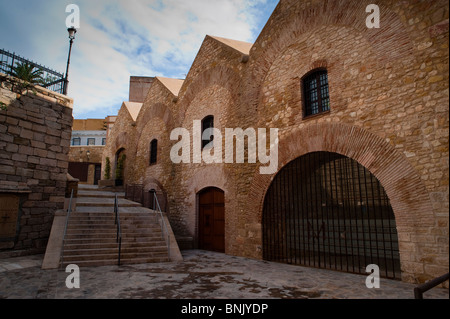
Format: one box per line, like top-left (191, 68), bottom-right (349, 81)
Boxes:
top-left (61, 256), bottom-right (169, 268)
top-left (77, 191), bottom-right (125, 199)
top-left (62, 251), bottom-right (168, 262)
top-left (63, 241), bottom-right (167, 251)
top-left (65, 233), bottom-right (164, 241)
top-left (76, 201), bottom-right (141, 208)
top-left (64, 245), bottom-right (168, 256)
top-left (65, 228), bottom-right (163, 236)
top-left (75, 206), bottom-right (154, 214)
top-left (58, 188), bottom-right (173, 267)
top-left (67, 220), bottom-right (161, 231)
top-left (69, 214), bottom-right (156, 221)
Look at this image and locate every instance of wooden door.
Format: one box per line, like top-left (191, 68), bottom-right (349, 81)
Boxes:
top-left (198, 188), bottom-right (225, 253)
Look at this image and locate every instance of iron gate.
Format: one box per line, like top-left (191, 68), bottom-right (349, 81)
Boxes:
top-left (262, 152), bottom-right (401, 279)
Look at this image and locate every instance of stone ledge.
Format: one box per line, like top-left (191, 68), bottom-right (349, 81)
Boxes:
top-left (0, 72), bottom-right (73, 109)
top-left (0, 181), bottom-right (31, 193)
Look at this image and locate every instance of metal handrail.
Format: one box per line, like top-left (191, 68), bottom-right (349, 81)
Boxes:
top-left (114, 194), bottom-right (122, 266)
top-left (60, 189), bottom-right (74, 269)
top-left (414, 273), bottom-right (449, 299)
top-left (152, 191), bottom-right (171, 260)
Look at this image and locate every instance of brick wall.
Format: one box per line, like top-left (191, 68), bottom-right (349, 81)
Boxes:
top-left (0, 73), bottom-right (73, 252)
top-left (103, 0), bottom-right (449, 284)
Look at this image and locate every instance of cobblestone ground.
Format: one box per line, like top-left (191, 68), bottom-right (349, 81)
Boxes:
top-left (0, 250), bottom-right (448, 299)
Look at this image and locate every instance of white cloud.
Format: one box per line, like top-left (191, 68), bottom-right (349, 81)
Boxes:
top-left (1, 0), bottom-right (278, 119)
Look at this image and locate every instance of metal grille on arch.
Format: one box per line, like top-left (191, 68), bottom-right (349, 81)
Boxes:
top-left (262, 152), bottom-right (402, 279)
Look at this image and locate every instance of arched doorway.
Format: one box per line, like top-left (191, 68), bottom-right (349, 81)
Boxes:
top-left (198, 188), bottom-right (225, 253)
top-left (115, 148), bottom-right (126, 186)
top-left (262, 152), bottom-right (401, 279)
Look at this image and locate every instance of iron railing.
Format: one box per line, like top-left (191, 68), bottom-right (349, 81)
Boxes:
top-left (152, 190), bottom-right (171, 260)
top-left (114, 194), bottom-right (122, 266)
top-left (0, 48), bottom-right (65, 94)
top-left (414, 273), bottom-right (449, 299)
top-left (60, 189), bottom-right (74, 269)
top-left (125, 184), bottom-right (171, 260)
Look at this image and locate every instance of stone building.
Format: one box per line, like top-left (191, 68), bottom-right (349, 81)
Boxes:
top-left (102, 0), bottom-right (449, 284)
top-left (68, 119), bottom-right (108, 185)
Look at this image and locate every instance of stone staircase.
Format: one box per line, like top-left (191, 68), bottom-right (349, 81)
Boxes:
top-left (60, 186), bottom-right (170, 268)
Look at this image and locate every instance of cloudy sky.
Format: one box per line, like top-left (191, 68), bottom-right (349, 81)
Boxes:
top-left (0, 0), bottom-right (279, 119)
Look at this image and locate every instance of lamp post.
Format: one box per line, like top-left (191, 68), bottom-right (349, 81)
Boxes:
top-left (63, 27), bottom-right (77, 95)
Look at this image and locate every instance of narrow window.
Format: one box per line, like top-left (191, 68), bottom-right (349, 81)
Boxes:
top-left (303, 70), bottom-right (330, 117)
top-left (202, 116), bottom-right (214, 149)
top-left (150, 139), bottom-right (158, 165)
top-left (87, 138), bottom-right (96, 146)
top-left (102, 138), bottom-right (106, 146)
top-left (72, 138), bottom-right (81, 146)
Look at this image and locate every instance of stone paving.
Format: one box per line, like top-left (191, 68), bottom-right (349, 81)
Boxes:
top-left (0, 250), bottom-right (448, 299)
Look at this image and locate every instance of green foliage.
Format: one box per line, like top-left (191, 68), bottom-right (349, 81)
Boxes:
top-left (8, 62), bottom-right (44, 85)
top-left (115, 154), bottom-right (126, 181)
top-left (105, 157), bottom-right (111, 180)
top-left (0, 101), bottom-right (7, 111)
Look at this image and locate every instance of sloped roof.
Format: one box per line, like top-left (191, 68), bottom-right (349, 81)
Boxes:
top-left (156, 77), bottom-right (184, 96)
top-left (123, 102), bottom-right (143, 122)
top-left (209, 36), bottom-right (253, 55)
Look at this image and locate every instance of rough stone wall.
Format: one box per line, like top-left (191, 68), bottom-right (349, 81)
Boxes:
top-left (239, 0), bottom-right (448, 284)
top-left (0, 73), bottom-right (73, 252)
top-left (103, 0), bottom-right (448, 284)
top-left (69, 146), bottom-right (104, 163)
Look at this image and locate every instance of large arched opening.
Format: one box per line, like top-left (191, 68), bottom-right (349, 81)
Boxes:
top-left (262, 151), bottom-right (401, 279)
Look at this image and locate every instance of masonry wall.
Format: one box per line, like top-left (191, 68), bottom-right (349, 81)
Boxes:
top-left (103, 0), bottom-right (448, 284)
top-left (0, 73), bottom-right (73, 252)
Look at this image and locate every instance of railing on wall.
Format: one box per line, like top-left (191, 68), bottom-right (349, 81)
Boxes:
top-left (0, 48), bottom-right (65, 94)
top-left (125, 184), bottom-right (170, 260)
top-left (414, 273), bottom-right (449, 299)
top-left (125, 184), bottom-right (163, 211)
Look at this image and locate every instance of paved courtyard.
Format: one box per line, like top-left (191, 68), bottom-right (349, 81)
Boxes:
top-left (0, 250), bottom-right (448, 299)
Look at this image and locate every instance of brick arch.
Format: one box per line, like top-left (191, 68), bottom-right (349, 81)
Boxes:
top-left (178, 65), bottom-right (241, 124)
top-left (248, 123), bottom-right (433, 227)
top-left (113, 132), bottom-right (128, 153)
top-left (246, 122), bottom-right (434, 281)
top-left (142, 176), bottom-right (169, 213)
top-left (245, 0), bottom-right (414, 112)
top-left (187, 166), bottom-right (229, 197)
top-left (182, 165), bottom-right (236, 246)
top-left (136, 103), bottom-right (175, 142)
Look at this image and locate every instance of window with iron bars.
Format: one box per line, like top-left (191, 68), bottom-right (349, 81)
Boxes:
top-left (302, 70), bottom-right (330, 118)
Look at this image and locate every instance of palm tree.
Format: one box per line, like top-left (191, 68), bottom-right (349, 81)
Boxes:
top-left (8, 62), bottom-right (44, 85)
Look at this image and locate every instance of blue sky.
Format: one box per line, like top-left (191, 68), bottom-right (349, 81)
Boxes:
top-left (0, 0), bottom-right (279, 119)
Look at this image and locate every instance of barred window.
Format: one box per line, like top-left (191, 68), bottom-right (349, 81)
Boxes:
top-left (303, 70), bottom-right (330, 117)
top-left (150, 139), bottom-right (158, 165)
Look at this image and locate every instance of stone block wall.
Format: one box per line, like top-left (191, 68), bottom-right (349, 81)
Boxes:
top-left (0, 73), bottom-right (73, 252)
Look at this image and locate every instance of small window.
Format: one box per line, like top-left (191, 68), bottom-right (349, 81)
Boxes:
top-left (150, 139), bottom-right (158, 165)
top-left (303, 70), bottom-right (330, 118)
top-left (72, 138), bottom-right (81, 146)
top-left (202, 116), bottom-right (214, 149)
top-left (102, 138), bottom-right (106, 146)
top-left (87, 138), bottom-right (96, 146)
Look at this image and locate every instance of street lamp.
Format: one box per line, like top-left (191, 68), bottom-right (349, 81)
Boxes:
top-left (63, 27), bottom-right (77, 95)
